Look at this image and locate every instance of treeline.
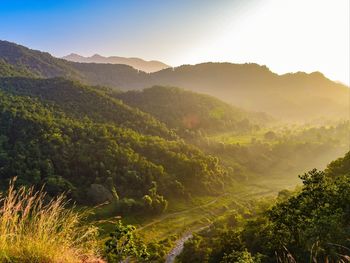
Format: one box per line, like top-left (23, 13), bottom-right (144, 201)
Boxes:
top-left (194, 122), bottom-right (350, 181)
top-left (0, 89), bottom-right (228, 214)
top-left (178, 152), bottom-right (350, 262)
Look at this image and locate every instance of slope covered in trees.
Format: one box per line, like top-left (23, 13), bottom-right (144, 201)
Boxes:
top-left (178, 152), bottom-right (350, 262)
top-left (1, 40), bottom-right (348, 122)
top-left (149, 63), bottom-right (349, 121)
top-left (0, 87), bottom-right (228, 212)
top-left (116, 86), bottom-right (271, 135)
top-left (0, 40), bottom-right (154, 89)
top-left (0, 40), bottom-right (80, 79)
top-left (0, 77), bottom-right (175, 139)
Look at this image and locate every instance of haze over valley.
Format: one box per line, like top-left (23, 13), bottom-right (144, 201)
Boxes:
top-left (0, 0), bottom-right (349, 262)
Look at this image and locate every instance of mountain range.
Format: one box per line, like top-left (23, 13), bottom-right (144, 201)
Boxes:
top-left (62, 53), bottom-right (170, 73)
top-left (0, 40), bottom-right (348, 122)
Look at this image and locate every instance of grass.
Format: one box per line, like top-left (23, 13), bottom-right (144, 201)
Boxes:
top-left (93, 180), bottom-right (293, 244)
top-left (0, 179), bottom-right (102, 263)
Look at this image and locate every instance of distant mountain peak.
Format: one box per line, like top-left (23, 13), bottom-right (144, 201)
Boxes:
top-left (91, 54), bottom-right (104, 59)
top-left (62, 53), bottom-right (170, 73)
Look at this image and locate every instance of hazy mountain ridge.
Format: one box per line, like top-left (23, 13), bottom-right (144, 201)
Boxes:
top-left (116, 86), bottom-right (272, 135)
top-left (149, 63), bottom-right (349, 121)
top-left (0, 40), bottom-right (348, 122)
top-left (62, 53), bottom-right (170, 73)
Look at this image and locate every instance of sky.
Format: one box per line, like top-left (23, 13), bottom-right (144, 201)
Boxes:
top-left (0, 0), bottom-right (349, 84)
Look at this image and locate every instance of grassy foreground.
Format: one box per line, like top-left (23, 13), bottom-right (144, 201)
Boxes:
top-left (0, 179), bottom-right (101, 263)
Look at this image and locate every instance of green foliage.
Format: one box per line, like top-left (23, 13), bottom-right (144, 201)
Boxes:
top-left (142, 181), bottom-right (168, 214)
top-left (220, 250), bottom-right (260, 263)
top-left (0, 77), bottom-right (175, 139)
top-left (1, 40), bottom-right (348, 122)
top-left (266, 169), bottom-right (350, 261)
top-left (105, 220), bottom-right (149, 262)
top-left (0, 86), bottom-right (228, 210)
top-left (202, 122), bottom-right (349, 180)
top-left (178, 153), bottom-right (350, 262)
top-left (0, 40), bottom-right (81, 79)
top-left (116, 86), bottom-right (267, 135)
top-left (325, 151), bottom-right (350, 178)
top-left (0, 59), bottom-right (34, 77)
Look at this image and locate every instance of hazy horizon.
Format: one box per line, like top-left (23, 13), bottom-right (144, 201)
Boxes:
top-left (0, 0), bottom-right (349, 84)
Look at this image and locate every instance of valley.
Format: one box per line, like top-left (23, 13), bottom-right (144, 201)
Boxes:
top-left (0, 39), bottom-right (348, 263)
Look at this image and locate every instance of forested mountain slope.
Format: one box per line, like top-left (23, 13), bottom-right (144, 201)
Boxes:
top-left (0, 77), bottom-right (175, 139)
top-left (1, 40), bottom-right (348, 122)
top-left (149, 63), bottom-right (349, 121)
top-left (0, 40), bottom-right (80, 79)
top-left (0, 89), bottom-right (228, 210)
top-left (116, 86), bottom-right (271, 135)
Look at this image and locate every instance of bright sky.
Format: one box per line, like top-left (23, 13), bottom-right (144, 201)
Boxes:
top-left (0, 0), bottom-right (349, 84)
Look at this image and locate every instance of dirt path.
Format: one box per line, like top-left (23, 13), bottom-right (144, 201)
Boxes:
top-left (163, 187), bottom-right (279, 263)
top-left (164, 232), bottom-right (193, 263)
top-left (165, 225), bottom-right (210, 263)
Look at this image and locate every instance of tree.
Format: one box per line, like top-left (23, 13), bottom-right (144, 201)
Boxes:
top-left (105, 220), bottom-right (149, 262)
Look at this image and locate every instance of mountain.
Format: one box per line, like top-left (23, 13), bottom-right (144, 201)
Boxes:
top-left (0, 77), bottom-right (228, 207)
top-left (0, 77), bottom-right (175, 139)
top-left (149, 63), bottom-right (349, 122)
top-left (0, 40), bottom-right (80, 79)
top-left (0, 40), bottom-right (348, 122)
top-left (116, 86), bottom-right (271, 135)
top-left (62, 53), bottom-right (170, 73)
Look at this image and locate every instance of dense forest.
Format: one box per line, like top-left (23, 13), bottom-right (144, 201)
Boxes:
top-left (116, 86), bottom-right (270, 135)
top-left (0, 86), bottom-right (231, 212)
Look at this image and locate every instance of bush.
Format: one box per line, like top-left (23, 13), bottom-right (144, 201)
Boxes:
top-left (0, 178), bottom-right (101, 263)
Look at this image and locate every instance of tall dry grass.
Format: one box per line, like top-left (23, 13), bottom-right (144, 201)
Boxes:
top-left (0, 178), bottom-right (102, 263)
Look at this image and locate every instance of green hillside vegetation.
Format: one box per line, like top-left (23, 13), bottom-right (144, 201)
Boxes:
top-left (0, 90), bottom-right (228, 213)
top-left (1, 41), bottom-right (348, 122)
top-left (150, 63), bottom-right (349, 121)
top-left (116, 86), bottom-right (271, 135)
top-left (0, 39), bottom-right (348, 262)
top-left (0, 40), bottom-right (153, 88)
top-left (0, 59), bottom-right (34, 77)
top-left (0, 40), bottom-right (80, 79)
top-left (200, 122), bottom-right (349, 181)
top-left (178, 152), bottom-right (350, 262)
top-left (0, 77), bottom-right (175, 139)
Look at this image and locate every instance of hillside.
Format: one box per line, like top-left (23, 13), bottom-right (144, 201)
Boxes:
top-left (116, 86), bottom-right (271, 135)
top-left (1, 40), bottom-right (348, 122)
top-left (0, 77), bottom-right (175, 139)
top-left (178, 152), bottom-right (350, 262)
top-left (149, 63), bottom-right (349, 121)
top-left (0, 88), bottom-right (228, 209)
top-left (0, 40), bottom-right (80, 79)
top-left (62, 53), bottom-right (169, 73)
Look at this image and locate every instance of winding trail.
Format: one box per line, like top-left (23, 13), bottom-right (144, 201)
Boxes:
top-left (163, 186), bottom-right (284, 263)
top-left (164, 232), bottom-right (193, 263)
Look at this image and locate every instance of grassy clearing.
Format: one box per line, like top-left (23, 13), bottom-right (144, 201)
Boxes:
top-left (93, 180), bottom-right (296, 245)
top-left (0, 179), bottom-right (101, 263)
